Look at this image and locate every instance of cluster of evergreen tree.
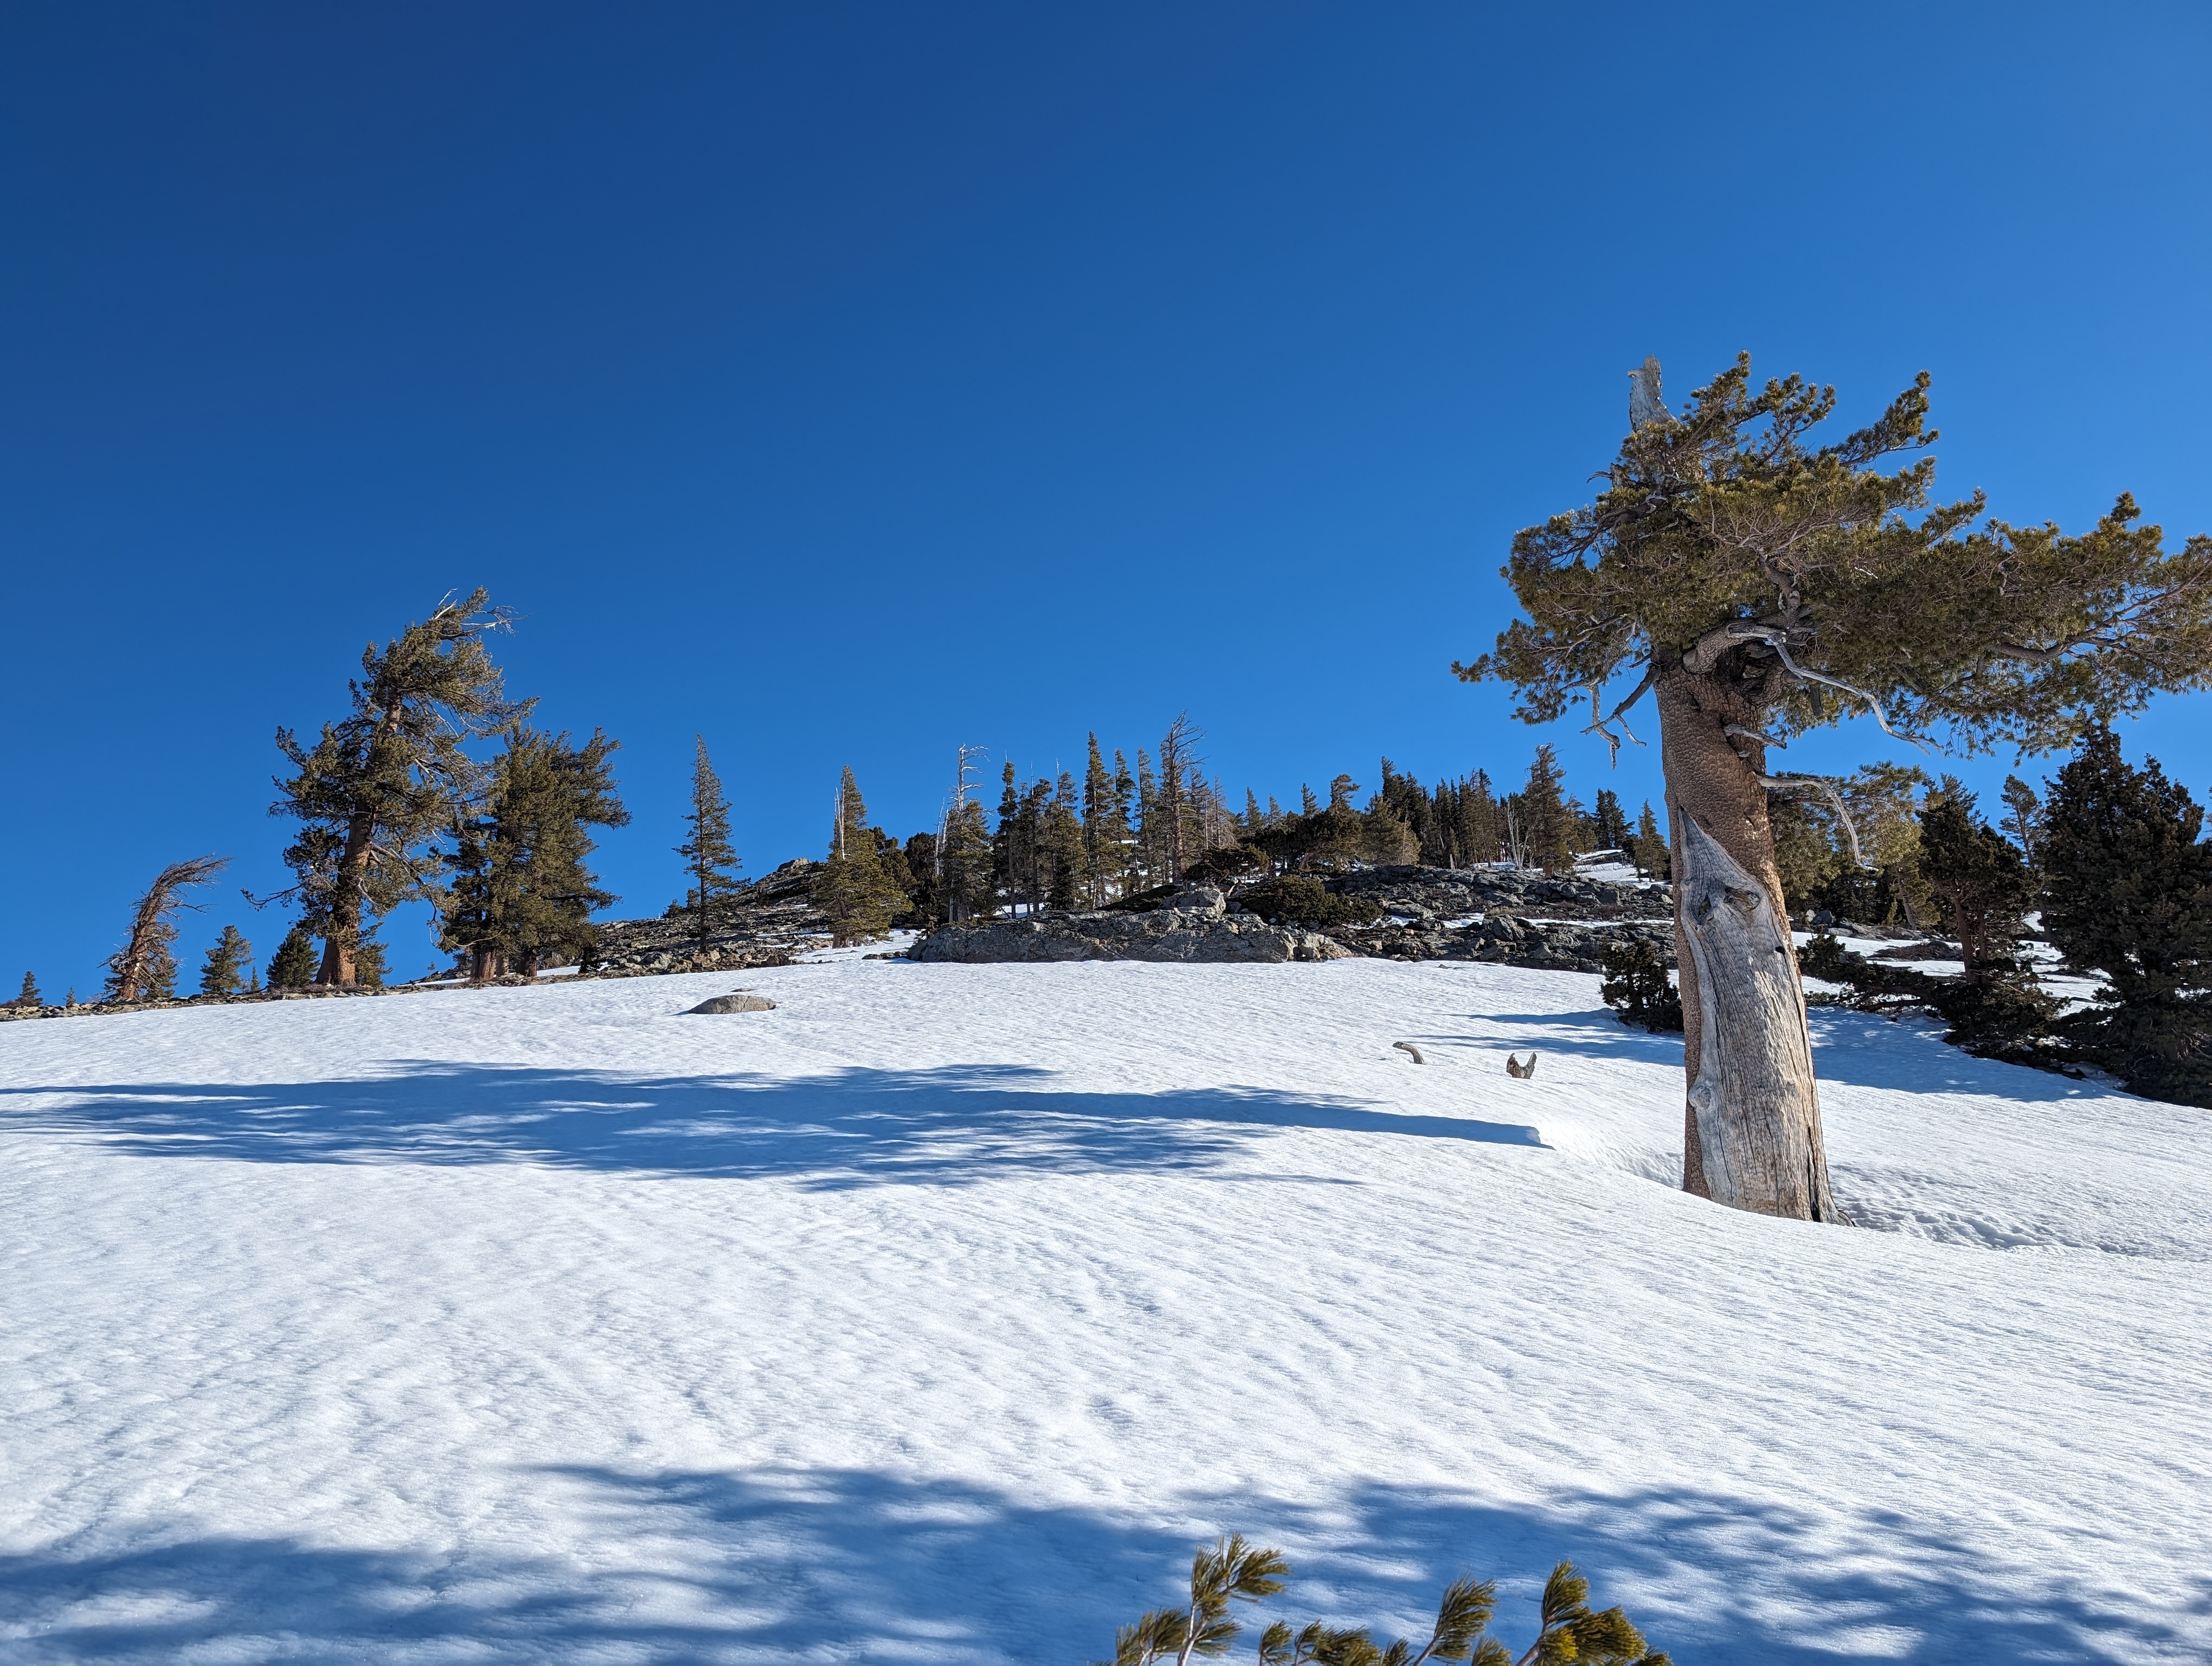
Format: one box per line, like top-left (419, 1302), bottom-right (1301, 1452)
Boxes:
top-left (1780, 727), bottom-right (2212, 1104)
top-left (254, 591), bottom-right (632, 988)
top-left (795, 717), bottom-right (1649, 944)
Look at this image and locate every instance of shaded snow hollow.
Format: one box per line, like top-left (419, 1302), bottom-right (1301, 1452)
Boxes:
top-left (2, 956), bottom-right (2207, 1663)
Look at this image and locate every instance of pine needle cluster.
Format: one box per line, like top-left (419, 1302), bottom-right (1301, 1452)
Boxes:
top-left (1102, 1542), bottom-right (1667, 1666)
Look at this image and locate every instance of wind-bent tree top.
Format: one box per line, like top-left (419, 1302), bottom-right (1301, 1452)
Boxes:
top-left (1460, 355), bottom-right (2212, 757)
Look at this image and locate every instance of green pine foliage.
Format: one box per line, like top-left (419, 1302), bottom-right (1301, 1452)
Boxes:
top-left (818, 767), bottom-right (906, 945)
top-left (443, 725), bottom-right (629, 978)
top-left (2041, 726), bottom-right (2212, 1104)
top-left (901, 831), bottom-right (941, 923)
top-left (1511, 745), bottom-right (1575, 874)
top-left (198, 925), bottom-right (255, 997)
top-left (675, 735), bottom-right (744, 953)
top-left (12, 971), bottom-right (41, 1009)
top-left (268, 924), bottom-right (319, 988)
top-left (267, 591), bottom-right (522, 986)
top-left (1236, 876), bottom-right (1380, 928)
top-left (352, 938), bottom-right (388, 988)
top-left (1103, 1540), bottom-right (1667, 1666)
top-left (1600, 939), bottom-right (1683, 1032)
top-left (1633, 799), bottom-right (1663, 879)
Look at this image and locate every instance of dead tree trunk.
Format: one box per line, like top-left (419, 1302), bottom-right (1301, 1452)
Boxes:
top-left (1657, 663), bottom-right (1844, 1222)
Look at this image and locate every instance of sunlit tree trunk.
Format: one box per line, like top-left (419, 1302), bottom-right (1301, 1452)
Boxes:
top-left (1657, 664), bottom-right (1844, 1222)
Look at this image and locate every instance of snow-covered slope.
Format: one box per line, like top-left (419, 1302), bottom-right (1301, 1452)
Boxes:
top-left (2, 958), bottom-right (2206, 1663)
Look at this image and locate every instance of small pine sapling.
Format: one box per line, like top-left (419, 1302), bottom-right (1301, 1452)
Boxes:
top-left (198, 925), bottom-right (255, 997)
top-left (12, 971), bottom-right (39, 1009)
top-left (1104, 1544), bottom-right (1668, 1666)
top-left (268, 924), bottom-right (319, 988)
top-left (1600, 940), bottom-right (1683, 1033)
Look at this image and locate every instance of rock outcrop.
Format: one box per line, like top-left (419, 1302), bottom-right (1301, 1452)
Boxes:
top-left (911, 888), bottom-right (1350, 965)
top-left (587, 858), bottom-right (824, 976)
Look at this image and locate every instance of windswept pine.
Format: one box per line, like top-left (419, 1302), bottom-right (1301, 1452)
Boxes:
top-left (104, 855), bottom-right (228, 1003)
top-left (266, 591), bottom-right (524, 987)
top-left (1463, 355), bottom-right (2212, 1220)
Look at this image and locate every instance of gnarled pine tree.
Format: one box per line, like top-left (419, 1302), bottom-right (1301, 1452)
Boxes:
top-left (106, 856), bottom-right (228, 1003)
top-left (267, 591), bottom-right (522, 986)
top-left (1462, 355), bottom-right (2212, 1220)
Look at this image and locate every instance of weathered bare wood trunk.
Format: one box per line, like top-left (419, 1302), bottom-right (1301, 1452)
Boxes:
top-left (1657, 664), bottom-right (1843, 1222)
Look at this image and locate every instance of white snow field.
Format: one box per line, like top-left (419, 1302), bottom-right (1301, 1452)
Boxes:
top-left (2, 955), bottom-right (2208, 1664)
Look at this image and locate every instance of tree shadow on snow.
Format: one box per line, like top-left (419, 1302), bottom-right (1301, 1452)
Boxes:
top-left (1, 1063), bottom-right (1543, 1186)
top-left (0, 1464), bottom-right (2188, 1664)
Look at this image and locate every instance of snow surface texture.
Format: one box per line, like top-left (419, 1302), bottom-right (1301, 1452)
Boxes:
top-left (2, 956), bottom-right (2207, 1664)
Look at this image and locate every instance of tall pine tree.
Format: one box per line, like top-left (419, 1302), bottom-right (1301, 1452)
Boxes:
top-left (267, 591), bottom-right (522, 985)
top-left (818, 767), bottom-right (904, 944)
top-left (675, 735), bottom-right (743, 954)
top-left (444, 726), bottom-right (629, 978)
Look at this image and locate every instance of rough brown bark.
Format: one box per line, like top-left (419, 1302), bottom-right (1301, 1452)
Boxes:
top-left (1658, 663), bottom-right (1844, 1222)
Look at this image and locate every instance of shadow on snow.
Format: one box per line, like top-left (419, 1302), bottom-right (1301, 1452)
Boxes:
top-left (2, 1063), bottom-right (1544, 1185)
top-left (0, 1464), bottom-right (2187, 1664)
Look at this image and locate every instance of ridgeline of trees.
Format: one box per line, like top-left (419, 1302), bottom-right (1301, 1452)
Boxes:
top-left (14, 578), bottom-right (2212, 1119)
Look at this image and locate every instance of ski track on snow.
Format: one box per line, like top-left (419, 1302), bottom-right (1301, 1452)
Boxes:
top-left (1, 956), bottom-right (2207, 1663)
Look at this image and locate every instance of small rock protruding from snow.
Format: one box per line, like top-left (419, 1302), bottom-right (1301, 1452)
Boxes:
top-left (685, 992), bottom-right (777, 1015)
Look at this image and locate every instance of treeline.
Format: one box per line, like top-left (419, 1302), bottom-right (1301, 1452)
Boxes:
top-left (15, 597), bottom-right (1660, 1007)
top-left (776, 720), bottom-right (1666, 945)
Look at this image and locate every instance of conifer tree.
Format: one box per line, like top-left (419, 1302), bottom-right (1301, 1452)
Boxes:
top-left (444, 725), bottom-right (629, 977)
top-left (1044, 770), bottom-right (1086, 908)
top-left (902, 831), bottom-right (941, 922)
top-left (1156, 713), bottom-right (1201, 881)
top-left (1519, 745), bottom-right (1576, 874)
top-left (266, 591), bottom-right (522, 986)
top-left (819, 767), bottom-right (905, 944)
top-left (1463, 354), bottom-right (2212, 1218)
top-left (1300, 783), bottom-right (1319, 817)
top-left (268, 924), bottom-right (319, 988)
top-left (352, 938), bottom-right (388, 989)
top-left (12, 971), bottom-right (40, 1009)
top-left (198, 925), bottom-right (254, 997)
top-left (1592, 788), bottom-right (1629, 852)
top-left (1082, 734), bottom-right (1117, 906)
top-left (2001, 774), bottom-right (2043, 868)
top-left (1134, 749), bottom-right (1160, 888)
top-left (2041, 726), bottom-right (2212, 1103)
top-left (1634, 799), bottom-right (1664, 878)
top-left (676, 735), bottom-right (743, 955)
top-left (1109, 749), bottom-right (1137, 898)
top-left (992, 761), bottom-right (1027, 913)
top-left (106, 856), bottom-right (228, 1003)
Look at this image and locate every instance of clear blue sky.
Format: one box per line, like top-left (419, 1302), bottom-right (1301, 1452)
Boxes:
top-left (4, 3), bottom-right (2209, 994)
